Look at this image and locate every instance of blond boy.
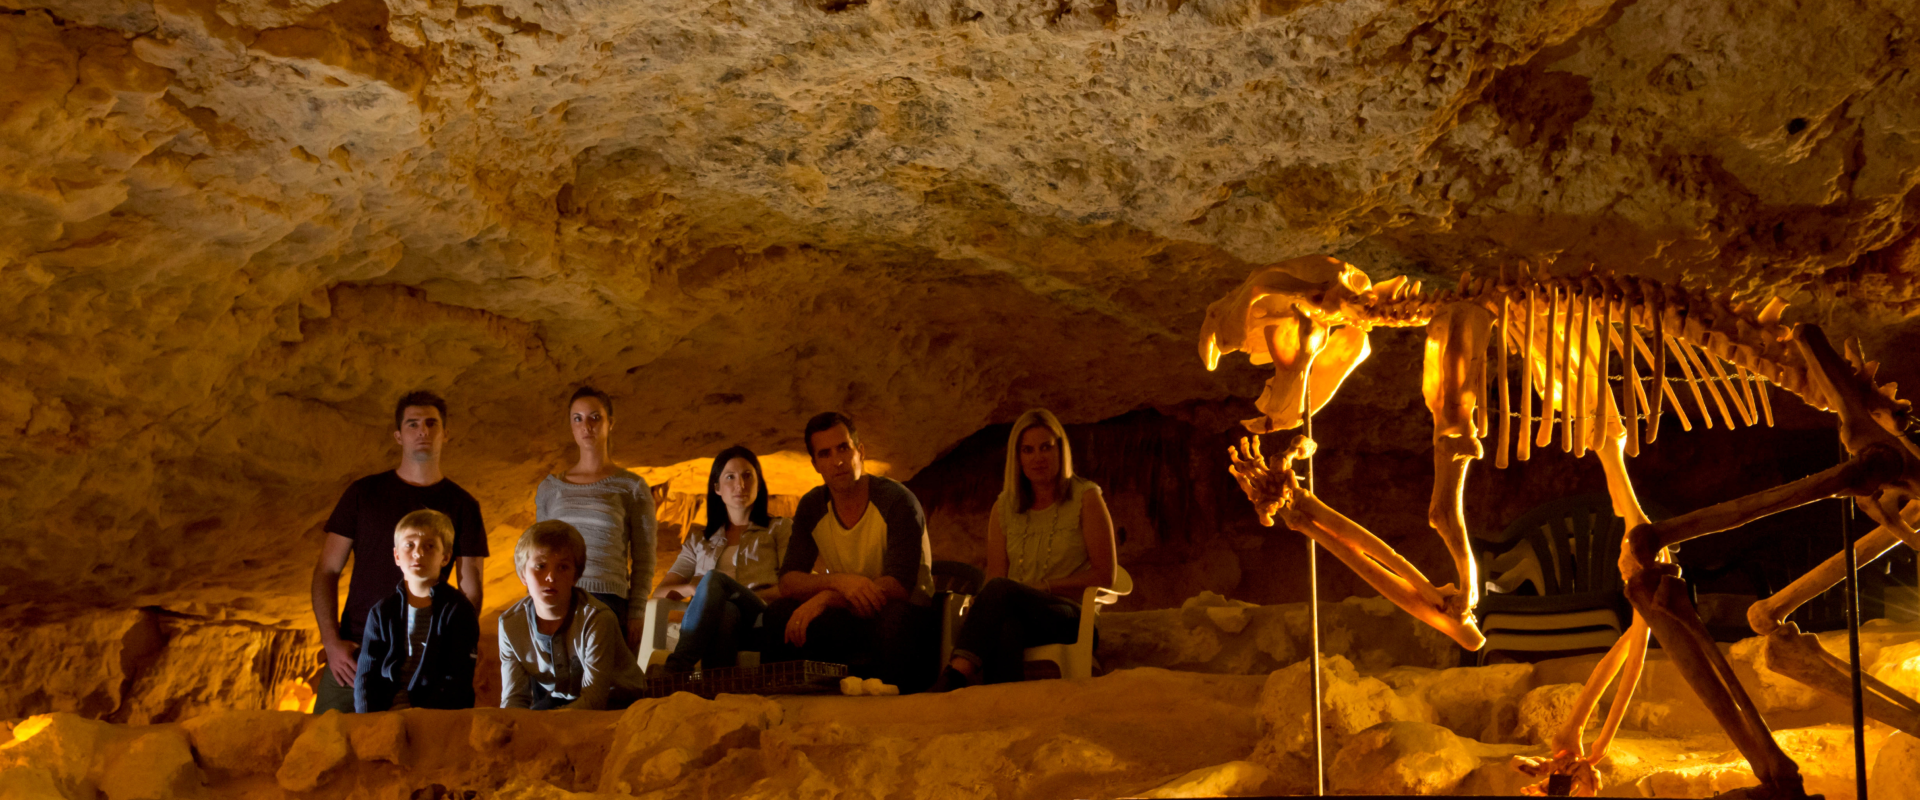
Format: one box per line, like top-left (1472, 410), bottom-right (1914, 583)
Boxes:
top-left (498, 520), bottom-right (647, 709)
top-left (354, 509), bottom-right (480, 711)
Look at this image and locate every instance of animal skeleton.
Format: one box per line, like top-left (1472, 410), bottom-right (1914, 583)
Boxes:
top-left (1200, 255), bottom-right (1920, 798)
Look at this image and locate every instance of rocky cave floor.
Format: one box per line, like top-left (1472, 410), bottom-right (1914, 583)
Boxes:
top-left (4, 595), bottom-right (1916, 800)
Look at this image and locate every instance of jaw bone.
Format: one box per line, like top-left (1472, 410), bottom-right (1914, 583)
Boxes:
top-left (1199, 255), bottom-right (1387, 433)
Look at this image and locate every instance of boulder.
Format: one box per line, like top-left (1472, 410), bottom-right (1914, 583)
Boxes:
top-left (1380, 663), bottom-right (1533, 743)
top-left (1512, 683), bottom-right (1585, 746)
top-left (1099, 596), bottom-right (1460, 677)
top-left (347, 711), bottom-right (410, 766)
top-left (0, 713), bottom-right (106, 798)
top-left (1730, 635), bottom-right (1829, 714)
top-left (1874, 732), bottom-right (1920, 800)
top-left (597, 693), bottom-right (782, 795)
top-left (1249, 654), bottom-right (1434, 792)
top-left (179, 710), bottom-right (304, 777)
top-left (905, 729), bottom-right (1028, 800)
top-left (469, 708), bottom-right (516, 750)
top-left (1777, 724), bottom-right (1892, 800)
top-left (0, 611), bottom-right (158, 721)
top-left (275, 711), bottom-right (351, 792)
top-left (98, 728), bottom-right (204, 800)
top-left (1328, 721), bottom-right (1479, 795)
top-left (1137, 761), bottom-right (1273, 798)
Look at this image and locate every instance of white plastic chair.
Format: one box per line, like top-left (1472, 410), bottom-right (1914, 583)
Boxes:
top-left (1022, 565), bottom-right (1132, 681)
top-left (637, 597), bottom-right (686, 671)
top-left (637, 596), bottom-right (762, 673)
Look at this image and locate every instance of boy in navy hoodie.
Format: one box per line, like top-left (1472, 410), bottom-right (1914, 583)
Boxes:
top-left (355, 509), bottom-right (480, 711)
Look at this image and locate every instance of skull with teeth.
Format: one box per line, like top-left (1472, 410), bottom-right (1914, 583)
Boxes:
top-left (1199, 255), bottom-right (1400, 433)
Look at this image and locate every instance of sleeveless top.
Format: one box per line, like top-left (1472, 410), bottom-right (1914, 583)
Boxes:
top-left (1001, 476), bottom-right (1101, 586)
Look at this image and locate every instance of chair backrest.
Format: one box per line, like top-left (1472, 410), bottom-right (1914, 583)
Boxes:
top-left (1494, 493), bottom-right (1624, 596)
top-left (931, 560), bottom-right (986, 596)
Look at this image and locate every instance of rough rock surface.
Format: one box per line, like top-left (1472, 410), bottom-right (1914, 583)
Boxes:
top-left (1328, 721), bottom-right (1483, 796)
top-left (1097, 594), bottom-right (1461, 675)
top-left (6, 0), bottom-right (1920, 641)
top-left (6, 0), bottom-right (1920, 780)
top-left (2, 642), bottom-right (1912, 800)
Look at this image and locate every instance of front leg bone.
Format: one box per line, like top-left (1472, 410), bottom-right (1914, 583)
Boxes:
top-left (1230, 435), bottom-right (1486, 650)
top-left (1425, 302), bottom-right (1496, 621)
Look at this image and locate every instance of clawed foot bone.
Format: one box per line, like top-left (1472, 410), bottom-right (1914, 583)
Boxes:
top-left (1228, 435), bottom-right (1314, 526)
top-left (1513, 751), bottom-right (1601, 797)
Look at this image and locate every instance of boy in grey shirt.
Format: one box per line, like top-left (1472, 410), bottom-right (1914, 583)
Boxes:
top-left (498, 520), bottom-right (647, 709)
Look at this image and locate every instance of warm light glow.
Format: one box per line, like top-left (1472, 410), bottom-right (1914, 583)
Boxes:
top-left (10, 715), bottom-right (54, 743)
top-left (631, 449), bottom-right (889, 497)
top-left (273, 680), bottom-right (317, 713)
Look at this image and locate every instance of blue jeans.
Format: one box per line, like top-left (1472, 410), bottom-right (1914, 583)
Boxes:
top-left (665, 571), bottom-right (767, 672)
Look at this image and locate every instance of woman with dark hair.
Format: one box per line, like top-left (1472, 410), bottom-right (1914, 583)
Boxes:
top-left (534, 386), bottom-right (657, 649)
top-left (652, 445), bottom-right (791, 674)
top-left (935, 408), bottom-right (1117, 688)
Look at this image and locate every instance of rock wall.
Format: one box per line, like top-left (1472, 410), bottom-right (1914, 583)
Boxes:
top-left (4, 0), bottom-right (1920, 732)
top-left (0, 607), bottom-right (312, 723)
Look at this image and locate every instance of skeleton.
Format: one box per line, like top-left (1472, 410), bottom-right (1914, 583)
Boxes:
top-left (1200, 255), bottom-right (1920, 798)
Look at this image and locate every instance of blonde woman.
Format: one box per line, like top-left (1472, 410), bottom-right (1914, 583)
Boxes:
top-left (936, 409), bottom-right (1117, 688)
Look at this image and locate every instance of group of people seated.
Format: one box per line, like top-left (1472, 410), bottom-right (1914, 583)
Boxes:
top-left (309, 389), bottom-right (1118, 714)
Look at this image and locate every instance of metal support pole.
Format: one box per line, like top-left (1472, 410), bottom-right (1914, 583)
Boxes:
top-left (1305, 386), bottom-right (1325, 796)
top-left (1843, 489), bottom-right (1867, 800)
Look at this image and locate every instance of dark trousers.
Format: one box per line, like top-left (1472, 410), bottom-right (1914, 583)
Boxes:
top-left (761, 594), bottom-right (937, 692)
top-left (590, 592), bottom-right (629, 624)
top-left (952, 578), bottom-right (1082, 684)
top-left (314, 666), bottom-right (355, 714)
top-left (666, 571), bottom-right (767, 672)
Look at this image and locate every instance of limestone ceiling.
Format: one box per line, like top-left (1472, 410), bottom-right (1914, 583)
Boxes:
top-left (2, 0), bottom-right (1917, 623)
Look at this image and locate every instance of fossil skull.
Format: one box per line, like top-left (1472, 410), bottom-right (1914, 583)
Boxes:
top-left (1200, 255), bottom-right (1382, 433)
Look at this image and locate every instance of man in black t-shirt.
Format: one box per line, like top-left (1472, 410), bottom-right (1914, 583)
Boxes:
top-left (309, 391), bottom-right (490, 714)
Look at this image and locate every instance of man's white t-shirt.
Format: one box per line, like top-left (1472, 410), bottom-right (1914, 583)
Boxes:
top-left (815, 502), bottom-right (890, 578)
top-left (781, 476), bottom-right (935, 601)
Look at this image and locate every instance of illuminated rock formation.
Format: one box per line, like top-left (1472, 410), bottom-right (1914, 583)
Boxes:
top-left (6, 621), bottom-right (1920, 799)
top-left (3, 0), bottom-right (1919, 788)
